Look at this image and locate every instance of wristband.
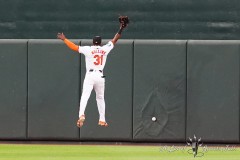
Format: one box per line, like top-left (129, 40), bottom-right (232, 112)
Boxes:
top-left (117, 28), bottom-right (124, 34)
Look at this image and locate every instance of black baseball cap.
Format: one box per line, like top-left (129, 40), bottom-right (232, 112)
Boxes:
top-left (93, 36), bottom-right (101, 45)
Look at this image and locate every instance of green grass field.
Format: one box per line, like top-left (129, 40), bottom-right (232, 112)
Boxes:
top-left (0, 144), bottom-right (239, 160)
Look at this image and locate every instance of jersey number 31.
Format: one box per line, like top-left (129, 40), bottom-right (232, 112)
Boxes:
top-left (94, 55), bottom-right (103, 65)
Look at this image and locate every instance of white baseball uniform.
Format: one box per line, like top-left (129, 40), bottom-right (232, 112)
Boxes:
top-left (78, 41), bottom-right (114, 122)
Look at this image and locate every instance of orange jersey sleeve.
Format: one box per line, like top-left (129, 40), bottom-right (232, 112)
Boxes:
top-left (63, 39), bottom-right (79, 52)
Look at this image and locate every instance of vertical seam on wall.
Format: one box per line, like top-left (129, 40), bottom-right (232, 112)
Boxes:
top-left (185, 40), bottom-right (188, 142)
top-left (237, 42), bottom-right (240, 143)
top-left (26, 40), bottom-right (29, 139)
top-left (132, 40), bottom-right (135, 141)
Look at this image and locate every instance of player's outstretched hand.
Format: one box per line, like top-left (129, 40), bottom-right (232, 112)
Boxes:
top-left (120, 23), bottom-right (127, 29)
top-left (57, 33), bottom-right (66, 40)
top-left (119, 15), bottom-right (129, 29)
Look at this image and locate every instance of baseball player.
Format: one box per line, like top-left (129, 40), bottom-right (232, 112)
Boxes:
top-left (57, 16), bottom-right (129, 128)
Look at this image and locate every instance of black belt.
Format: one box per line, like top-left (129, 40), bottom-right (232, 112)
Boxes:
top-left (89, 69), bottom-right (103, 73)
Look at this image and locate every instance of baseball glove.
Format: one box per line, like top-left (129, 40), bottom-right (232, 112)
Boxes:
top-left (119, 16), bottom-right (129, 28)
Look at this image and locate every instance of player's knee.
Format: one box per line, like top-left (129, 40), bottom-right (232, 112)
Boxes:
top-left (96, 95), bottom-right (104, 100)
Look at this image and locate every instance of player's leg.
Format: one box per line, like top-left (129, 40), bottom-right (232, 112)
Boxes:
top-left (77, 75), bottom-right (94, 127)
top-left (94, 77), bottom-right (108, 126)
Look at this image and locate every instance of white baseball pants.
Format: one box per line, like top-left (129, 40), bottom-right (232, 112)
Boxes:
top-left (78, 70), bottom-right (106, 122)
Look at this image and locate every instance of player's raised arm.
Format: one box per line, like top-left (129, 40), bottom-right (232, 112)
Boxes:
top-left (111, 26), bottom-right (122, 45)
top-left (111, 16), bottom-right (129, 45)
top-left (57, 33), bottom-right (79, 52)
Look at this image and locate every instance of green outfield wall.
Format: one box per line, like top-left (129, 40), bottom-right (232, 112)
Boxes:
top-left (0, 39), bottom-right (239, 143)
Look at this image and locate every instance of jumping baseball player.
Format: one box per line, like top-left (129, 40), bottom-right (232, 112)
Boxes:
top-left (57, 16), bottom-right (129, 128)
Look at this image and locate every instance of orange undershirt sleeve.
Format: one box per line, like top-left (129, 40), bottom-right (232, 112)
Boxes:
top-left (63, 39), bottom-right (79, 52)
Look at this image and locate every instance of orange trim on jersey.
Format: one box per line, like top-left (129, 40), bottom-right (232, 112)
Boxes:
top-left (63, 39), bottom-right (79, 52)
